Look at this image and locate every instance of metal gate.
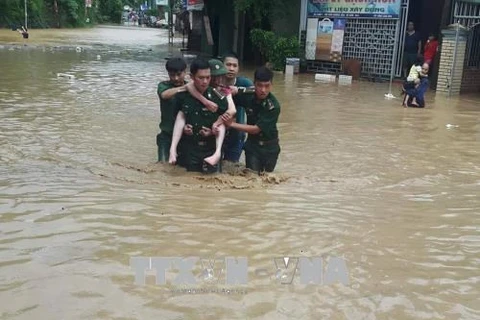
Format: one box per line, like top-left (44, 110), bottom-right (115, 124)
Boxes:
top-left (341, 0), bottom-right (409, 78)
top-left (450, 0), bottom-right (480, 94)
top-left (452, 0), bottom-right (480, 69)
top-left (466, 23), bottom-right (480, 68)
top-left (342, 19), bottom-right (397, 78)
top-left (395, 0), bottom-right (411, 77)
top-left (452, 0), bottom-right (480, 28)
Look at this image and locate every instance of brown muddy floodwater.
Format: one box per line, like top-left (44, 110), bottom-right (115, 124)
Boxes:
top-left (0, 26), bottom-right (479, 319)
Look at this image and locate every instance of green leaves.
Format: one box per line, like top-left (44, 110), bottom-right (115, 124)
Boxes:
top-left (0, 0), bottom-right (116, 28)
top-left (99, 0), bottom-right (123, 24)
top-left (250, 28), bottom-right (299, 71)
top-left (233, 0), bottom-right (292, 28)
top-left (250, 28), bottom-right (275, 57)
top-left (59, 0), bottom-right (80, 22)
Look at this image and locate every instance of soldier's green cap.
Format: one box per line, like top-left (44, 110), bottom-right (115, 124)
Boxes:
top-left (208, 59), bottom-right (228, 76)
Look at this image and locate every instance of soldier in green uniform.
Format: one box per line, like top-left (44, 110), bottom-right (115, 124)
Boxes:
top-left (227, 66), bottom-right (281, 174)
top-left (169, 58), bottom-right (228, 173)
top-left (185, 58), bottom-right (237, 137)
top-left (156, 57), bottom-right (188, 164)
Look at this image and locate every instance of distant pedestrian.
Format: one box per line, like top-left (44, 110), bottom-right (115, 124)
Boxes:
top-left (17, 26), bottom-right (29, 45)
top-left (17, 26), bottom-right (28, 39)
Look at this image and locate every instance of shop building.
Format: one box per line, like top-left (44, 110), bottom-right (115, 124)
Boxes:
top-left (298, 0), bottom-right (480, 94)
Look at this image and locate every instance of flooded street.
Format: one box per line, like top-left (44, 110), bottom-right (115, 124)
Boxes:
top-left (1, 26), bottom-right (479, 319)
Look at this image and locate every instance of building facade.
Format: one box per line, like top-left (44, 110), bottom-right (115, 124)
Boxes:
top-left (298, 0), bottom-right (480, 94)
top-left (436, 0), bottom-right (480, 94)
top-left (181, 0), bottom-right (301, 62)
top-left (181, 0), bottom-right (479, 95)
top-left (299, 0), bottom-right (410, 79)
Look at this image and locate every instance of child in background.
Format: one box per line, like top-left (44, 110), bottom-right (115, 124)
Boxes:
top-left (424, 34), bottom-right (439, 66)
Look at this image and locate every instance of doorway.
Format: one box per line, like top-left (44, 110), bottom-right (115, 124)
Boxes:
top-left (408, 0), bottom-right (446, 44)
top-left (405, 0), bottom-right (447, 88)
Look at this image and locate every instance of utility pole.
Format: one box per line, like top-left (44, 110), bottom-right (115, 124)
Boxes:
top-left (168, 0), bottom-right (174, 44)
top-left (24, 0), bottom-right (28, 28)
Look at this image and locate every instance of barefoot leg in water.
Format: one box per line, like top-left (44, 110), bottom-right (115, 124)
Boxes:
top-left (402, 94), bottom-right (409, 107)
top-left (410, 97), bottom-right (420, 107)
top-left (169, 112), bottom-right (186, 165)
top-left (204, 124), bottom-right (226, 166)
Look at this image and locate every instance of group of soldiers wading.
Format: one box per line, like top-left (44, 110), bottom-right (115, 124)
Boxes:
top-left (156, 52), bottom-right (281, 174)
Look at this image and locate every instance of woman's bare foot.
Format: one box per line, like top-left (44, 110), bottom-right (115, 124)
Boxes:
top-left (169, 152), bottom-right (177, 165)
top-left (204, 153), bottom-right (221, 166)
top-left (410, 97), bottom-right (420, 107)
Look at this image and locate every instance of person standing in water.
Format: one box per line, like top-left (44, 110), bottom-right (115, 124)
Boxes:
top-left (169, 58), bottom-right (228, 173)
top-left (156, 57), bottom-right (188, 164)
top-left (182, 58), bottom-right (237, 172)
top-left (17, 26), bottom-right (29, 45)
top-left (404, 63), bottom-right (430, 108)
top-left (221, 52), bottom-right (254, 163)
top-left (226, 66), bottom-right (281, 174)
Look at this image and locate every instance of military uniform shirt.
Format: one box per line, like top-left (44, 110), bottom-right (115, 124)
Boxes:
top-left (235, 92), bottom-right (281, 141)
top-left (157, 81), bottom-right (187, 134)
top-left (178, 87), bottom-right (228, 142)
top-left (233, 77), bottom-right (254, 105)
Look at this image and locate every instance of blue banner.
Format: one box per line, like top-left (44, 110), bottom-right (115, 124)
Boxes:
top-left (307, 0), bottom-right (401, 19)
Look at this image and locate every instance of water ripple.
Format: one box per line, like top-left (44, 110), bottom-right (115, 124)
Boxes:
top-left (1, 28), bottom-right (479, 319)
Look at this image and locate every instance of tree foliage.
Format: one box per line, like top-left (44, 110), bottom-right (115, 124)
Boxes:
top-left (98, 0), bottom-right (123, 24)
top-left (203, 0), bottom-right (284, 29)
top-left (250, 28), bottom-right (299, 71)
top-left (203, 0), bottom-right (297, 68)
top-left (233, 0), bottom-right (291, 29)
top-left (234, 0), bottom-right (272, 28)
top-left (0, 0), bottom-right (124, 28)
